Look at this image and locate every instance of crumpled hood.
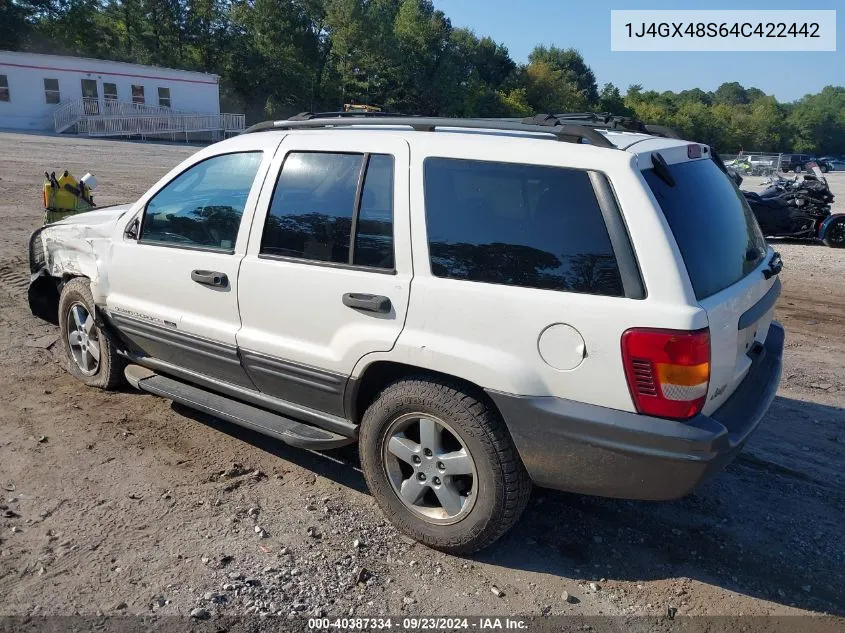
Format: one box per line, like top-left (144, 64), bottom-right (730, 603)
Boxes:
top-left (48, 203), bottom-right (134, 234)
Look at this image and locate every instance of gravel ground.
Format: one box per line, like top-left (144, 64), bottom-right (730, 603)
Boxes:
top-left (0, 132), bottom-right (843, 622)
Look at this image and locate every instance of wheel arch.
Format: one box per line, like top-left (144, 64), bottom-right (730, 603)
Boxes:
top-left (345, 360), bottom-right (503, 427)
top-left (29, 271), bottom-right (102, 327)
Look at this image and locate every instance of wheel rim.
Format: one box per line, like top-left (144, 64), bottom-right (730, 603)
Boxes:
top-left (828, 220), bottom-right (845, 245)
top-left (382, 413), bottom-right (477, 525)
top-left (66, 302), bottom-right (101, 376)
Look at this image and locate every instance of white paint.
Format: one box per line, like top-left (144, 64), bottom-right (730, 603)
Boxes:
top-left (237, 132), bottom-right (413, 375)
top-left (0, 50), bottom-right (220, 131)
top-left (38, 122), bottom-right (775, 416)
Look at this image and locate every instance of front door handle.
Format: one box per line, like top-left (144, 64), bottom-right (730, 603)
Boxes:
top-left (191, 269), bottom-right (228, 287)
top-left (342, 293), bottom-right (391, 314)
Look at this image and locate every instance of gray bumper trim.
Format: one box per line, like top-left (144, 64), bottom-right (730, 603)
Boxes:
top-left (488, 321), bottom-right (784, 500)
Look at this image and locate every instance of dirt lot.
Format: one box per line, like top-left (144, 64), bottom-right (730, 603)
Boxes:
top-left (0, 132), bottom-right (843, 622)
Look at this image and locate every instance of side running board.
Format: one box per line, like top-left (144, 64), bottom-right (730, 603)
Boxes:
top-left (124, 365), bottom-right (354, 450)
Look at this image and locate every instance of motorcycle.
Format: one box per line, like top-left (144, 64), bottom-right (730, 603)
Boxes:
top-left (742, 164), bottom-right (845, 248)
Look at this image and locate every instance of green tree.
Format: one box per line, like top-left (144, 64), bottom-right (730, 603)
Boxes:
top-left (787, 86), bottom-right (845, 154)
top-left (527, 45), bottom-right (598, 105)
top-left (714, 81), bottom-right (748, 105)
top-left (597, 82), bottom-right (631, 116)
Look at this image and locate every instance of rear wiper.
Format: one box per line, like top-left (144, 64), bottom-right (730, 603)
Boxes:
top-left (763, 251), bottom-right (783, 279)
top-left (651, 152), bottom-right (675, 187)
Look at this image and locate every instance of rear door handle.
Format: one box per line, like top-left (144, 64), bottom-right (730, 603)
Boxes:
top-left (342, 293), bottom-right (391, 313)
top-left (191, 269), bottom-right (228, 287)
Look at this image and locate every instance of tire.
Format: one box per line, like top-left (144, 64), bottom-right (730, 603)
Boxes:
top-left (793, 165), bottom-right (802, 173)
top-left (822, 216), bottom-right (845, 248)
top-left (58, 277), bottom-right (125, 390)
top-left (359, 376), bottom-right (532, 554)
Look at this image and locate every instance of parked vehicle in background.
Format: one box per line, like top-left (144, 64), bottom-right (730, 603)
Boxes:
top-left (746, 154), bottom-right (778, 176)
top-left (27, 113), bottom-right (785, 553)
top-left (819, 156), bottom-right (845, 171)
top-left (744, 168), bottom-right (844, 248)
top-left (780, 154), bottom-right (827, 173)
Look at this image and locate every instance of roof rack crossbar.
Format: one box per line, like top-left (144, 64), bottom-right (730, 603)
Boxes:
top-left (553, 112), bottom-right (681, 139)
top-left (244, 116), bottom-right (617, 148)
top-left (289, 111), bottom-right (402, 121)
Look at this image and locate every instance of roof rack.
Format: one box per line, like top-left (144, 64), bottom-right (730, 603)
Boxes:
top-left (288, 110), bottom-right (403, 121)
top-left (551, 112), bottom-right (681, 139)
top-left (244, 114), bottom-right (617, 148)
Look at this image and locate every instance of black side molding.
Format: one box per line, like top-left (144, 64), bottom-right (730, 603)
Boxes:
top-left (738, 277), bottom-right (781, 331)
top-left (125, 365), bottom-right (354, 450)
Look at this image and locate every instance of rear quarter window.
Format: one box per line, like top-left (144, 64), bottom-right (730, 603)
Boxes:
top-left (423, 158), bottom-right (624, 297)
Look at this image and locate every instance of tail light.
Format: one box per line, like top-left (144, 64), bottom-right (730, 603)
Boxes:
top-left (621, 328), bottom-right (710, 420)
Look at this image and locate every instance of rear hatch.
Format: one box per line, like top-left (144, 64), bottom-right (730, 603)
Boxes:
top-left (641, 150), bottom-right (779, 415)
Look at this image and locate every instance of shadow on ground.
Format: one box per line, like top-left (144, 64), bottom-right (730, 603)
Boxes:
top-left (174, 395), bottom-right (845, 616)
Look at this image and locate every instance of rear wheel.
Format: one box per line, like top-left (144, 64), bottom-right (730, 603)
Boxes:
top-left (359, 377), bottom-right (531, 553)
top-left (58, 278), bottom-right (125, 389)
top-left (822, 217), bottom-right (845, 248)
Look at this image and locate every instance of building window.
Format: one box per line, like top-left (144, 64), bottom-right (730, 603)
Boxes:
top-left (0, 75), bottom-right (9, 102)
top-left (131, 85), bottom-right (145, 105)
top-left (43, 78), bottom-right (61, 104)
top-left (157, 87), bottom-right (171, 108)
top-left (103, 83), bottom-right (118, 101)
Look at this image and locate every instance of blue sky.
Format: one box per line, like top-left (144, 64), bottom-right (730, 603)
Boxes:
top-left (432, 0), bottom-right (843, 102)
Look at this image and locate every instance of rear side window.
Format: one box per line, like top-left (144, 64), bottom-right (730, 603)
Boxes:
top-left (423, 158), bottom-right (623, 296)
top-left (643, 158), bottom-right (767, 300)
top-left (261, 152), bottom-right (395, 270)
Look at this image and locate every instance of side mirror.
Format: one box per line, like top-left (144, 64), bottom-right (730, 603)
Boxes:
top-left (125, 217), bottom-right (140, 240)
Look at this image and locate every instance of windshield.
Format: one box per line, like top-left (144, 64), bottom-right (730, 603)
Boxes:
top-left (643, 158), bottom-right (767, 300)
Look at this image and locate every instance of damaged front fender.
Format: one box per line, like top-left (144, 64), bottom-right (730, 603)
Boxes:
top-left (27, 204), bottom-right (133, 323)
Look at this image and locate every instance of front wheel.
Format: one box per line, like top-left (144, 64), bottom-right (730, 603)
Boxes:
top-left (822, 217), bottom-right (845, 248)
top-left (58, 278), bottom-right (126, 389)
top-left (359, 377), bottom-right (531, 554)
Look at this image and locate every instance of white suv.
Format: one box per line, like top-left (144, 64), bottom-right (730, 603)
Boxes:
top-left (28, 114), bottom-right (784, 553)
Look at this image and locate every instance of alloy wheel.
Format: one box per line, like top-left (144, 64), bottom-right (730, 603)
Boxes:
top-left (382, 413), bottom-right (477, 524)
top-left (66, 302), bottom-right (101, 376)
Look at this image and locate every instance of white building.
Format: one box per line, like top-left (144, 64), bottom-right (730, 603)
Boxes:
top-left (0, 50), bottom-right (241, 137)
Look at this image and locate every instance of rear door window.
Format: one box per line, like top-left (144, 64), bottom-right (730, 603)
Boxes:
top-left (261, 152), bottom-right (395, 270)
top-left (423, 158), bottom-right (623, 296)
top-left (642, 158), bottom-right (767, 300)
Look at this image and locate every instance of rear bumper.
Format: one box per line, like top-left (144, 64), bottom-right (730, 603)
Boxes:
top-left (488, 321), bottom-right (784, 500)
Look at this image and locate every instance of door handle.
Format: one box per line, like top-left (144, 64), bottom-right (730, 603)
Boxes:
top-left (191, 269), bottom-right (228, 287)
top-left (342, 293), bottom-right (391, 314)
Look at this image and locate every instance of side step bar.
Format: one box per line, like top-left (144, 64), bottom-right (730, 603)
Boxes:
top-left (125, 365), bottom-right (354, 450)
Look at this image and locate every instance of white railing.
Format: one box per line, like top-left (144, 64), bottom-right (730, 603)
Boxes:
top-left (53, 100), bottom-right (83, 132)
top-left (51, 98), bottom-right (245, 138)
top-left (80, 113), bottom-right (246, 137)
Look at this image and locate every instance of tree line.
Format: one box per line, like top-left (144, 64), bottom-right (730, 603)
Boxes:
top-left (3, 0), bottom-right (844, 154)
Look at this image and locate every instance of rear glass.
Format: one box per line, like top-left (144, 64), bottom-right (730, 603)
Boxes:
top-left (643, 158), bottom-right (767, 300)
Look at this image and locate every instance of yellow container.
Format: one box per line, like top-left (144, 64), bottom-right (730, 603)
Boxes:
top-left (43, 171), bottom-right (94, 224)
